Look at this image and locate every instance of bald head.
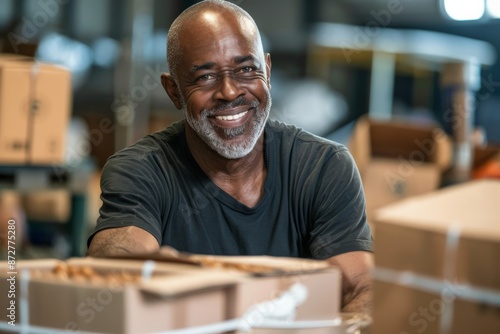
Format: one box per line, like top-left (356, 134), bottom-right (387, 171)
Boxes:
top-left (167, 0), bottom-right (264, 82)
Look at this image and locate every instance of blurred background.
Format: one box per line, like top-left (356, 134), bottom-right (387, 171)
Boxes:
top-left (1, 0), bottom-right (500, 259)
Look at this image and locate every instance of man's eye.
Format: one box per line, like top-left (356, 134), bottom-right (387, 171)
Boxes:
top-left (240, 66), bottom-right (255, 73)
top-left (196, 74), bottom-right (216, 82)
top-left (196, 74), bottom-right (217, 85)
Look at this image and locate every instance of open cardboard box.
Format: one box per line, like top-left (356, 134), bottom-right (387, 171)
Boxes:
top-left (348, 116), bottom-right (452, 220)
top-left (0, 258), bottom-right (241, 334)
top-left (1, 254), bottom-right (341, 334)
top-left (371, 179), bottom-right (500, 334)
top-left (115, 249), bottom-right (342, 327)
top-left (0, 56), bottom-right (71, 164)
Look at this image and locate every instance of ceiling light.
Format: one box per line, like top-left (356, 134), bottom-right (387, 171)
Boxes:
top-left (444, 0), bottom-right (485, 20)
top-left (487, 0), bottom-right (500, 18)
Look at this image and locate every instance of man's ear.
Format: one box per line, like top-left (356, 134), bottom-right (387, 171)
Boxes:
top-left (265, 53), bottom-right (272, 89)
top-left (161, 73), bottom-right (183, 110)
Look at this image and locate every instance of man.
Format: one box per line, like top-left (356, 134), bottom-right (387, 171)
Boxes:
top-left (88, 0), bottom-right (373, 313)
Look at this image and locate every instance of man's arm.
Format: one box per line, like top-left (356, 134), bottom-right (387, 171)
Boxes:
top-left (327, 251), bottom-right (373, 314)
top-left (87, 226), bottom-right (160, 257)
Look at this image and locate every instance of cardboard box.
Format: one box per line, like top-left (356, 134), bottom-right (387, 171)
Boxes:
top-left (0, 258), bottom-right (240, 334)
top-left (0, 255), bottom-right (342, 334)
top-left (214, 257), bottom-right (341, 325)
top-left (348, 116), bottom-right (452, 217)
top-left (21, 189), bottom-right (71, 223)
top-left (372, 179), bottom-right (500, 334)
top-left (0, 56), bottom-right (71, 164)
top-left (128, 252), bottom-right (342, 327)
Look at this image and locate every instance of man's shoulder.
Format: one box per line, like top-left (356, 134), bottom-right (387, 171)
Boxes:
top-left (266, 119), bottom-right (347, 154)
top-left (107, 120), bottom-right (185, 163)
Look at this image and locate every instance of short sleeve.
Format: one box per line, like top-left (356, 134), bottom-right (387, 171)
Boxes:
top-left (87, 154), bottom-right (166, 247)
top-left (309, 148), bottom-right (373, 259)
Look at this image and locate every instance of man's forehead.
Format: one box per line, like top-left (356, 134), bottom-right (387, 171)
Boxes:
top-left (178, 18), bottom-right (262, 63)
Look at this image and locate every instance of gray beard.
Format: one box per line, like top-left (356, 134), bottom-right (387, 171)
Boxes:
top-left (181, 93), bottom-right (272, 159)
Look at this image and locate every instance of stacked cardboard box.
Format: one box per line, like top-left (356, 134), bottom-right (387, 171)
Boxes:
top-left (348, 116), bottom-right (452, 220)
top-left (0, 254), bottom-right (341, 334)
top-left (0, 55), bottom-right (71, 165)
top-left (372, 179), bottom-right (500, 334)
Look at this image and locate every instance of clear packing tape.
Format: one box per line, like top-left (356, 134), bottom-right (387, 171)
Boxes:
top-left (374, 225), bottom-right (500, 334)
top-left (0, 261), bottom-right (371, 334)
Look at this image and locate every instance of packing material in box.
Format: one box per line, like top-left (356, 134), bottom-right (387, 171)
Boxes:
top-left (348, 116), bottom-right (452, 217)
top-left (0, 56), bottom-right (71, 164)
top-left (0, 258), bottom-right (241, 334)
top-left (371, 179), bottom-right (500, 334)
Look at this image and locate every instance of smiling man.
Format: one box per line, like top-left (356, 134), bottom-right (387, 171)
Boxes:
top-left (87, 0), bottom-right (373, 313)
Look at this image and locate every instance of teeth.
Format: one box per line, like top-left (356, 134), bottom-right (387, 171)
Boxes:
top-left (215, 110), bottom-right (248, 121)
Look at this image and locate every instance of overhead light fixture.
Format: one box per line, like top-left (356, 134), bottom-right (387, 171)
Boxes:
top-left (443, 0), bottom-right (485, 21)
top-left (487, 0), bottom-right (500, 18)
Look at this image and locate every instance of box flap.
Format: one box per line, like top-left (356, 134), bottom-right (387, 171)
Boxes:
top-left (139, 271), bottom-right (242, 298)
top-left (68, 257), bottom-right (201, 274)
top-left (110, 247), bottom-right (332, 276)
top-left (369, 119), bottom-right (452, 170)
top-left (348, 116), bottom-right (452, 173)
top-left (188, 254), bottom-right (332, 275)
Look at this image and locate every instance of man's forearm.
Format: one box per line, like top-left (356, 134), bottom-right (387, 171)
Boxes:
top-left (326, 251), bottom-right (374, 314)
top-left (341, 280), bottom-right (373, 313)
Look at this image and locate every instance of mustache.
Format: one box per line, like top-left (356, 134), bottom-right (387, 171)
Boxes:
top-left (202, 96), bottom-right (260, 116)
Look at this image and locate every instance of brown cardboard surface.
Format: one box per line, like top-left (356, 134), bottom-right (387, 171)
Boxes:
top-left (348, 116), bottom-right (452, 217)
top-left (349, 116), bottom-right (452, 174)
top-left (28, 63), bottom-right (71, 164)
top-left (374, 180), bottom-right (500, 289)
top-left (1, 257), bottom-right (342, 333)
top-left (111, 251), bottom-right (342, 326)
top-left (373, 281), bottom-right (441, 334)
top-left (0, 258), bottom-right (234, 333)
top-left (369, 121), bottom-right (451, 170)
top-left (372, 180), bottom-right (500, 334)
top-left (375, 222), bottom-right (448, 280)
top-left (22, 190), bottom-right (71, 223)
top-left (374, 179), bottom-right (500, 241)
top-left (372, 281), bottom-right (500, 334)
top-left (188, 254), bottom-right (333, 274)
top-left (452, 298), bottom-right (500, 334)
top-left (348, 115), bottom-right (371, 174)
top-left (0, 58), bottom-right (71, 164)
top-left (0, 61), bottom-right (30, 163)
top-left (227, 268), bottom-right (341, 321)
top-left (115, 247), bottom-right (333, 275)
top-left (363, 158), bottom-right (441, 215)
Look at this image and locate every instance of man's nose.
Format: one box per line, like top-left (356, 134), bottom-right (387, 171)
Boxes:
top-left (213, 72), bottom-right (244, 101)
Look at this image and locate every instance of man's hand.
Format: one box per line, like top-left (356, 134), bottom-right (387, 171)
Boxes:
top-left (327, 251), bottom-right (373, 314)
top-left (87, 226), bottom-right (160, 257)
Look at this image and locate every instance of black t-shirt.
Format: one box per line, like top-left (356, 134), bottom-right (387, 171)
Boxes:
top-left (89, 119), bottom-right (373, 259)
